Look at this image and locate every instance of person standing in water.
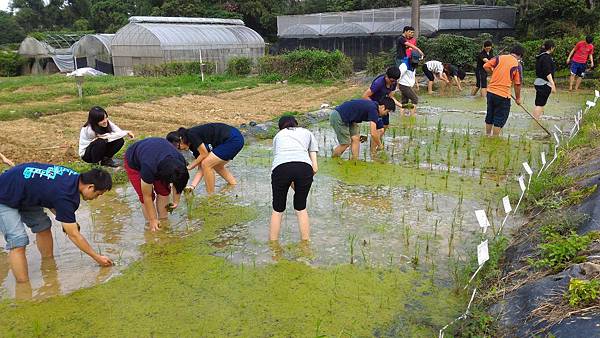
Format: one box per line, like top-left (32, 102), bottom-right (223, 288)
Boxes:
top-left (124, 138), bottom-right (189, 231)
top-left (472, 40), bottom-right (494, 97)
top-left (533, 40), bottom-right (557, 120)
top-left (166, 123), bottom-right (244, 194)
top-left (0, 164), bottom-right (113, 282)
top-left (269, 116), bottom-right (318, 243)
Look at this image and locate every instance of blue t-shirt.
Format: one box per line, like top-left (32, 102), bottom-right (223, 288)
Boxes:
top-left (369, 74), bottom-right (397, 103)
top-left (0, 163), bottom-right (80, 223)
top-left (125, 137), bottom-right (186, 184)
top-left (335, 99), bottom-right (380, 125)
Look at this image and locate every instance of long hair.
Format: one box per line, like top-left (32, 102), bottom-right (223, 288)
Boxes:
top-left (166, 127), bottom-right (190, 147)
top-left (84, 106), bottom-right (112, 135)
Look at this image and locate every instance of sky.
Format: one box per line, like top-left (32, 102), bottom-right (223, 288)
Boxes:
top-left (0, 0), bottom-right (10, 12)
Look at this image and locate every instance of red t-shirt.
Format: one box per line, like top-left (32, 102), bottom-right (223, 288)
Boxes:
top-left (406, 37), bottom-right (417, 57)
top-left (572, 41), bottom-right (594, 63)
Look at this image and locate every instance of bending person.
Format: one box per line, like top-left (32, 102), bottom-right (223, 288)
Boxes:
top-left (79, 106), bottom-right (134, 167)
top-left (124, 138), bottom-right (189, 232)
top-left (363, 66), bottom-right (401, 134)
top-left (269, 116), bottom-right (318, 242)
top-left (0, 164), bottom-right (113, 282)
top-left (422, 60), bottom-right (450, 94)
top-left (167, 123), bottom-right (244, 194)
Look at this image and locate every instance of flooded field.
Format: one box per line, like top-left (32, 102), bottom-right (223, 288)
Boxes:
top-left (0, 87), bottom-right (590, 336)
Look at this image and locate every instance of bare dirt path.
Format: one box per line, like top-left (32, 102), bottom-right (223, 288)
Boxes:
top-left (0, 83), bottom-right (361, 163)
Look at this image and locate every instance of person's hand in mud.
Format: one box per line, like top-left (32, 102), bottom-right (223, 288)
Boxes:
top-left (95, 255), bottom-right (113, 267)
top-left (149, 218), bottom-right (161, 232)
top-left (0, 153), bottom-right (14, 167)
top-left (184, 186), bottom-right (195, 194)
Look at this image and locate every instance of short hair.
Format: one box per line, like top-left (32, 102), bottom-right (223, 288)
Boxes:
top-left (403, 26), bottom-right (414, 33)
top-left (456, 69), bottom-right (466, 80)
top-left (385, 66), bottom-right (400, 80)
top-left (80, 168), bottom-right (112, 191)
top-left (378, 96), bottom-right (396, 112)
top-left (278, 115), bottom-right (298, 130)
top-left (586, 35), bottom-right (594, 44)
top-left (510, 44), bottom-right (525, 57)
top-left (542, 40), bottom-right (555, 51)
top-left (157, 159), bottom-right (189, 194)
top-left (483, 40), bottom-right (493, 48)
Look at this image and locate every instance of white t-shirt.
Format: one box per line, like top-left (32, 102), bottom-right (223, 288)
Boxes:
top-left (425, 60), bottom-right (444, 75)
top-left (78, 121), bottom-right (128, 157)
top-left (271, 127), bottom-right (318, 171)
top-left (399, 63), bottom-right (417, 87)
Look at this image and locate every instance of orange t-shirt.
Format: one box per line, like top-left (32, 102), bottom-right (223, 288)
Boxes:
top-left (483, 55), bottom-right (523, 98)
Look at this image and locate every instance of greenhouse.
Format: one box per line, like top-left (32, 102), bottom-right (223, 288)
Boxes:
top-left (111, 16), bottom-right (266, 76)
top-left (18, 33), bottom-right (83, 74)
top-left (72, 34), bottom-right (115, 74)
top-left (276, 4), bottom-right (516, 69)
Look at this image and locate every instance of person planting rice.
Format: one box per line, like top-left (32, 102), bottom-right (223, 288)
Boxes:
top-left (567, 35), bottom-right (594, 91)
top-left (442, 63), bottom-right (466, 93)
top-left (472, 40), bottom-right (494, 98)
top-left (422, 60), bottom-right (450, 94)
top-left (483, 45), bottom-right (524, 136)
top-left (362, 66), bottom-right (402, 135)
top-left (269, 116), bottom-right (318, 243)
top-left (329, 97), bottom-right (395, 160)
top-left (0, 153), bottom-right (14, 167)
top-left (166, 123), bottom-right (244, 195)
top-left (398, 51), bottom-right (420, 116)
top-left (533, 40), bottom-right (557, 120)
top-left (124, 138), bottom-right (189, 231)
top-left (79, 106), bottom-right (134, 167)
top-left (0, 164), bottom-right (113, 282)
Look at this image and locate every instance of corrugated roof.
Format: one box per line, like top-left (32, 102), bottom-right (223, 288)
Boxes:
top-left (129, 16), bottom-right (244, 26)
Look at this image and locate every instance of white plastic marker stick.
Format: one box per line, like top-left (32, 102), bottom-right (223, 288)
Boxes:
top-left (547, 144), bottom-right (559, 168)
top-left (553, 132), bottom-right (560, 145)
top-left (596, 89), bottom-right (600, 98)
top-left (498, 195), bottom-right (512, 235)
top-left (538, 152), bottom-right (547, 177)
top-left (475, 209), bottom-right (491, 234)
top-left (514, 175), bottom-right (526, 213)
top-left (477, 240), bottom-right (490, 266)
top-left (554, 125), bottom-right (563, 135)
top-left (439, 288), bottom-right (478, 338)
top-left (578, 110), bottom-right (583, 121)
top-left (587, 100), bottom-right (596, 108)
top-left (523, 162), bottom-right (533, 189)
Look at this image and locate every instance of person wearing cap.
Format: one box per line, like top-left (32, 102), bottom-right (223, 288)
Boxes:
top-left (363, 66), bottom-right (402, 135)
top-left (269, 116), bottom-right (318, 243)
top-left (422, 60), bottom-right (450, 94)
top-left (567, 35), bottom-right (594, 91)
top-left (483, 45), bottom-right (524, 136)
top-left (398, 51), bottom-right (421, 116)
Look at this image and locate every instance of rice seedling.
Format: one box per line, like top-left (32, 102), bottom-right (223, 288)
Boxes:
top-left (348, 233), bottom-right (358, 264)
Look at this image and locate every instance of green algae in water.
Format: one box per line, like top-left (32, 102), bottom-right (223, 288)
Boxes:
top-left (0, 195), bottom-right (465, 337)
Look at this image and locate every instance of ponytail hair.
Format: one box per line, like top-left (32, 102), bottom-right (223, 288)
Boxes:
top-left (166, 127), bottom-right (190, 147)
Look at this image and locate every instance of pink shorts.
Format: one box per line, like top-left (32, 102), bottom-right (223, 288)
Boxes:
top-left (124, 158), bottom-right (170, 203)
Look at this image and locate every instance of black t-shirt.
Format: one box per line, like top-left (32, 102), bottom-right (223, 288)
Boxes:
top-left (125, 137), bottom-right (186, 184)
top-left (535, 52), bottom-right (556, 79)
top-left (186, 123), bottom-right (233, 158)
top-left (396, 35), bottom-right (409, 59)
top-left (477, 50), bottom-right (494, 70)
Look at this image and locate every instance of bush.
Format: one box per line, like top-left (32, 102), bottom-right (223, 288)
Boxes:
top-left (520, 36), bottom-right (580, 71)
top-left (418, 34), bottom-right (479, 70)
top-left (133, 61), bottom-right (216, 77)
top-left (0, 51), bottom-right (25, 77)
top-left (366, 50), bottom-right (394, 76)
top-left (227, 57), bottom-right (252, 76)
top-left (533, 231), bottom-right (592, 271)
top-left (567, 278), bottom-right (600, 307)
top-left (258, 49), bottom-right (353, 81)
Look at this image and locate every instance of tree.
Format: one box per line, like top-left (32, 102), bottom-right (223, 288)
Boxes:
top-left (0, 11), bottom-right (26, 44)
top-left (90, 0), bottom-right (133, 33)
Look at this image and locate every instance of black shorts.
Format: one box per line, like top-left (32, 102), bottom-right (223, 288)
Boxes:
top-left (271, 162), bottom-right (314, 212)
top-left (485, 92), bottom-right (511, 128)
top-left (422, 64), bottom-right (435, 82)
top-left (535, 84), bottom-right (552, 107)
top-left (475, 69), bottom-right (488, 89)
top-left (399, 85), bottom-right (419, 104)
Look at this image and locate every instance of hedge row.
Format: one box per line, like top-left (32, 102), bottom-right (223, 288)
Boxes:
top-left (0, 51), bottom-right (25, 77)
top-left (133, 61), bottom-right (216, 77)
top-left (259, 49), bottom-right (353, 81)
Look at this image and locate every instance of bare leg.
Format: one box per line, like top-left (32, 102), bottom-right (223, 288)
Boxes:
top-left (533, 106), bottom-right (544, 120)
top-left (296, 209), bottom-right (310, 241)
top-left (8, 247), bottom-right (29, 283)
top-left (410, 105), bottom-right (417, 116)
top-left (428, 81), bottom-right (434, 94)
top-left (471, 86), bottom-right (479, 96)
top-left (485, 123), bottom-right (493, 136)
top-left (481, 88), bottom-right (487, 97)
top-left (200, 153), bottom-right (227, 194)
top-left (332, 144), bottom-right (349, 157)
top-left (569, 74), bottom-right (575, 91)
top-left (350, 135), bottom-right (360, 160)
top-left (156, 195), bottom-right (170, 219)
top-left (213, 162), bottom-right (236, 186)
top-left (492, 126), bottom-right (502, 136)
top-left (36, 228), bottom-right (53, 258)
top-left (269, 211), bottom-right (284, 241)
top-left (575, 77), bottom-right (582, 91)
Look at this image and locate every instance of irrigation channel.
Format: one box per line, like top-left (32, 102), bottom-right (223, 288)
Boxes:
top-left (0, 89), bottom-right (590, 336)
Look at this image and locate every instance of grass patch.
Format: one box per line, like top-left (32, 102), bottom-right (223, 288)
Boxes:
top-left (567, 278), bottom-right (600, 307)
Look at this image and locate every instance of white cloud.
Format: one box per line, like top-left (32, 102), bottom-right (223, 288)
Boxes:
top-left (0, 0), bottom-right (11, 12)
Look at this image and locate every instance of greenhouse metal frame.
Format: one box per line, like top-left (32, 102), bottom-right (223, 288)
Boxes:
top-left (72, 34), bottom-right (115, 74)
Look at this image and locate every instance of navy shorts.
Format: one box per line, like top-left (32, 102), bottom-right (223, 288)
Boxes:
top-left (570, 61), bottom-right (587, 78)
top-left (486, 92), bottom-right (511, 128)
top-left (212, 128), bottom-right (244, 161)
top-left (535, 84), bottom-right (552, 107)
top-left (377, 115), bottom-right (389, 129)
top-left (422, 64), bottom-right (435, 82)
top-left (475, 69), bottom-right (488, 89)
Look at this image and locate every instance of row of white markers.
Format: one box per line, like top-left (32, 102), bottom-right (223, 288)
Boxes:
top-left (439, 89), bottom-right (600, 338)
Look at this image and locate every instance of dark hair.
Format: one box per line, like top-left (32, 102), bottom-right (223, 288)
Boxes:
top-left (278, 115), bottom-right (298, 130)
top-left (483, 40), bottom-right (493, 48)
top-left (80, 168), bottom-right (112, 191)
top-left (510, 44), bottom-right (525, 57)
top-left (456, 69), bottom-right (466, 80)
top-left (542, 40), bottom-right (555, 51)
top-left (157, 159), bottom-right (189, 194)
top-left (586, 35), bottom-right (594, 44)
top-left (166, 127), bottom-right (190, 147)
top-left (84, 106), bottom-right (112, 135)
top-left (378, 96), bottom-right (395, 112)
top-left (385, 66), bottom-right (400, 80)
top-left (403, 26), bottom-right (414, 33)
